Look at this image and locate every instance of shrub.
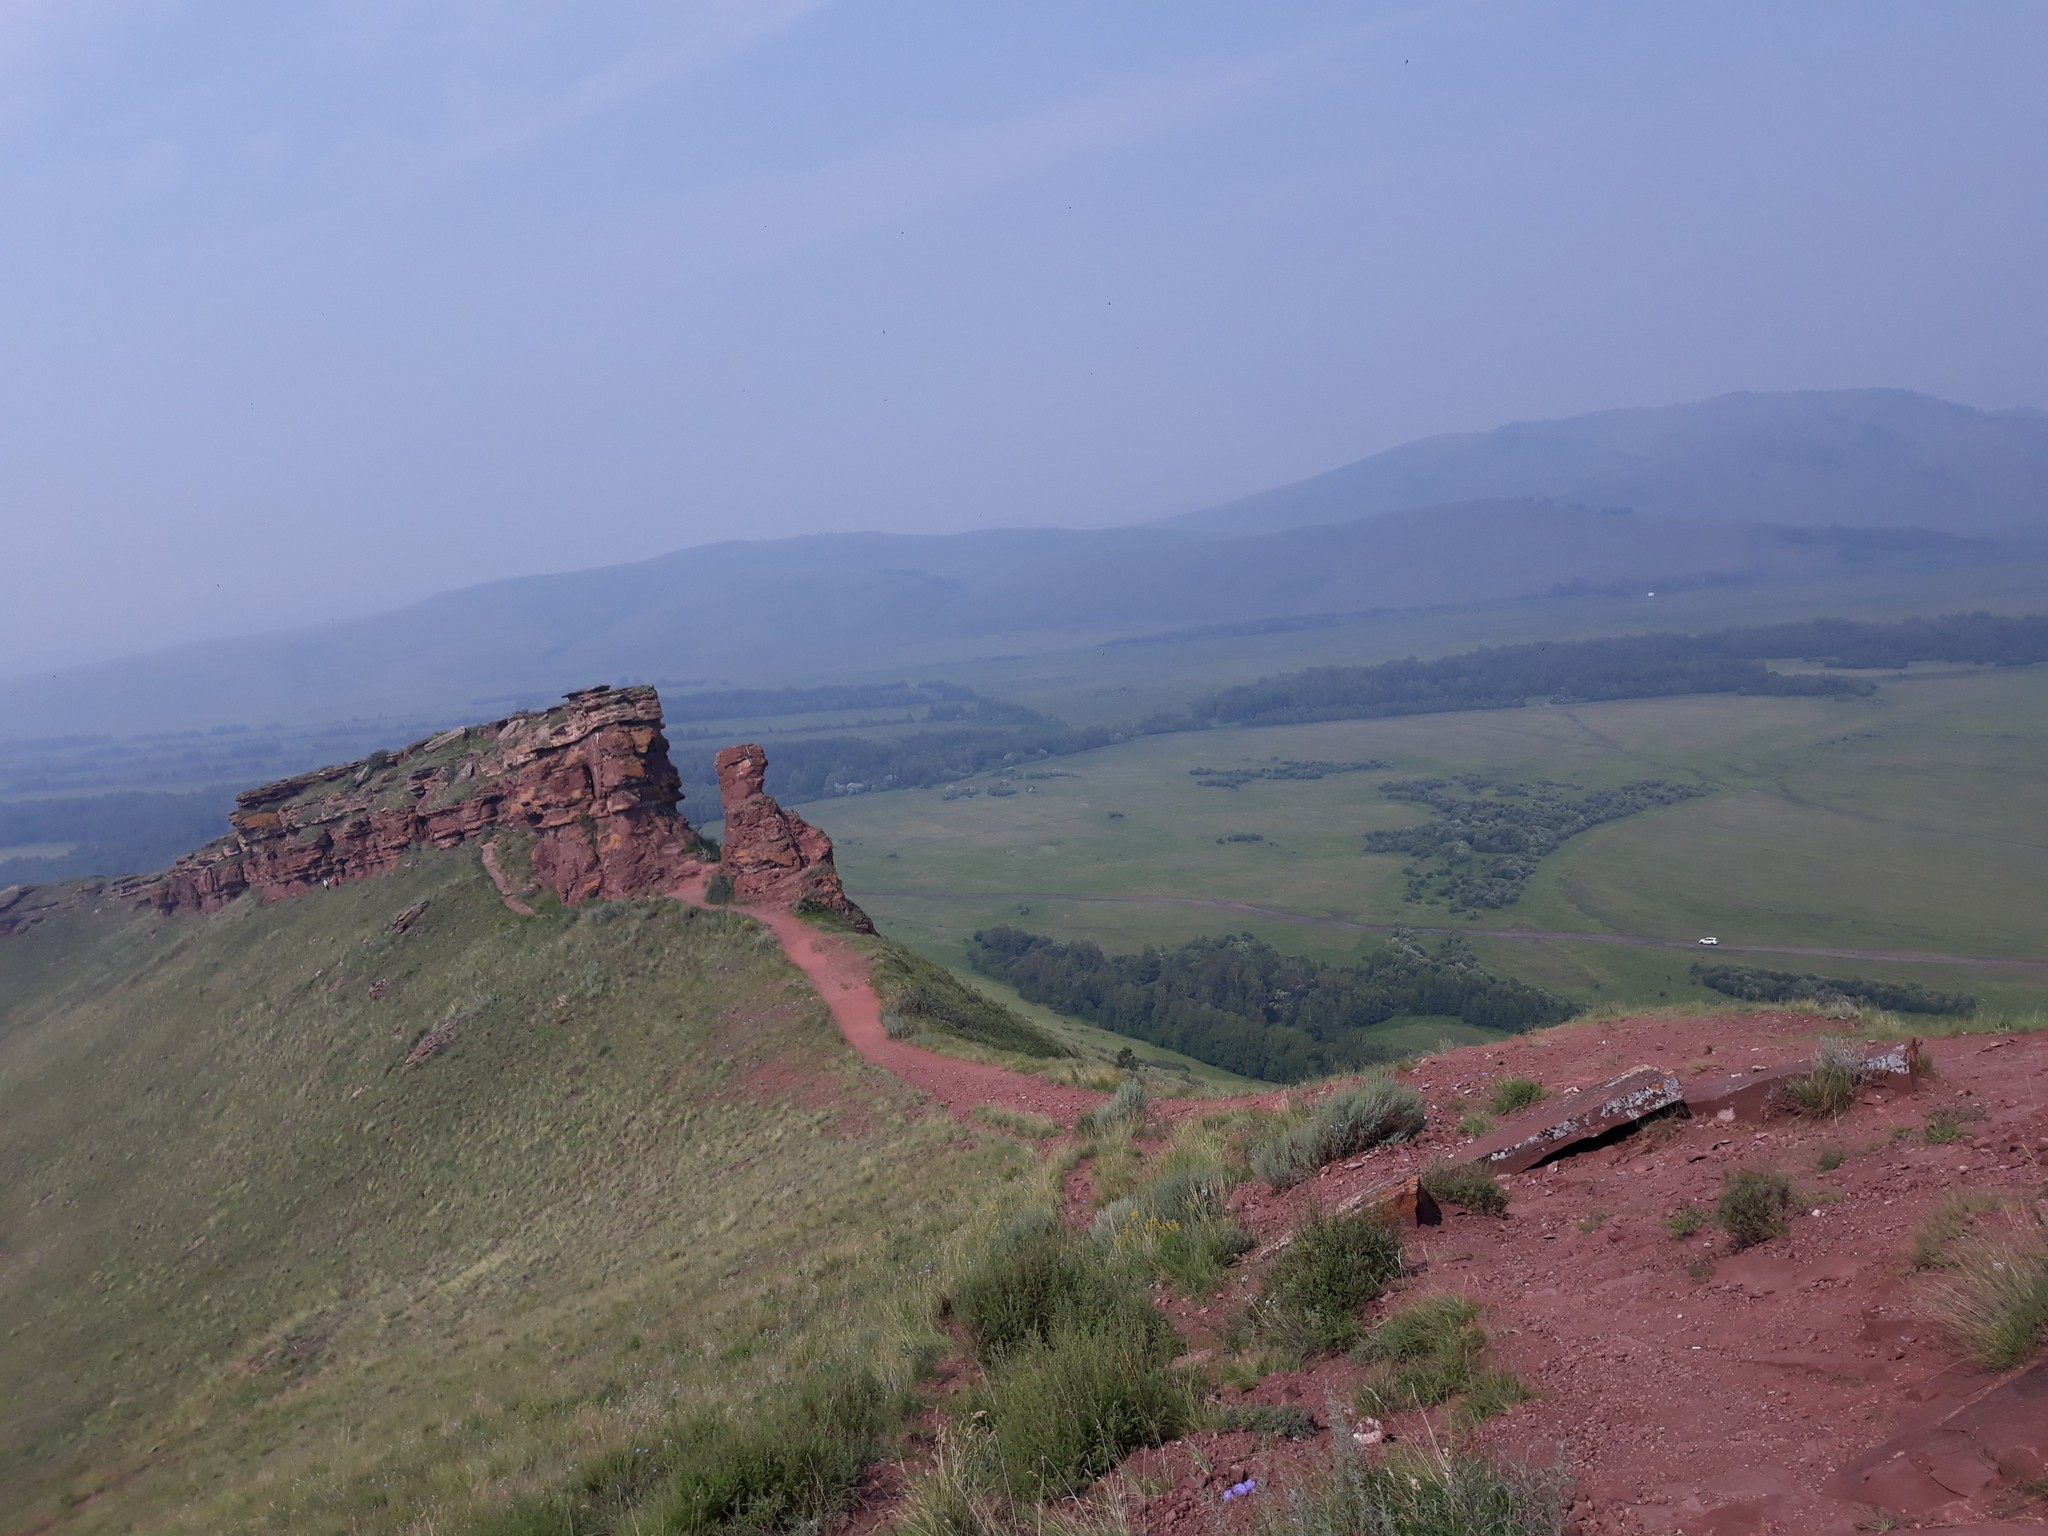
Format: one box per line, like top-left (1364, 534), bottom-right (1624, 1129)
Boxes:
top-left (1252, 1081), bottom-right (1426, 1191)
top-left (1924, 1107), bottom-right (1979, 1144)
top-left (1781, 1039), bottom-right (1867, 1118)
top-left (981, 1313), bottom-right (1194, 1501)
top-left (1078, 1078), bottom-right (1148, 1138)
top-left (703, 871), bottom-right (736, 905)
top-left (1261, 1431), bottom-right (1567, 1536)
top-left (1487, 1079), bottom-right (1545, 1116)
top-left (1420, 1162), bottom-right (1509, 1217)
top-left (1091, 1161), bottom-right (1251, 1294)
top-left (1665, 1205), bottom-right (1708, 1239)
top-left (1717, 1170), bottom-right (1795, 1250)
top-left (1355, 1294), bottom-right (1526, 1422)
top-left (951, 1211), bottom-right (1169, 1367)
top-left (1458, 1110), bottom-right (1492, 1137)
top-left (1259, 1208), bottom-right (1404, 1354)
top-left (644, 1366), bottom-right (898, 1535)
top-left (1909, 1193), bottom-right (1997, 1271)
top-left (1933, 1223), bottom-right (2048, 1369)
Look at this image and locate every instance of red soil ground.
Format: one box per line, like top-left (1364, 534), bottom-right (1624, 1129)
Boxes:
top-left (515, 862), bottom-right (2048, 1534)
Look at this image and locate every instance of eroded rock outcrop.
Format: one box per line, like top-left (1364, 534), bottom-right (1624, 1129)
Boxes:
top-left (150, 685), bottom-right (711, 914)
top-left (714, 743), bottom-right (873, 932)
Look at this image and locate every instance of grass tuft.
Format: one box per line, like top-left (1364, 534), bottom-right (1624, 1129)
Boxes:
top-left (1260, 1426), bottom-right (1566, 1536)
top-left (1420, 1162), bottom-right (1509, 1217)
top-left (1781, 1039), bottom-right (1869, 1118)
top-left (1257, 1208), bottom-right (1404, 1356)
top-left (1251, 1080), bottom-right (1427, 1191)
top-left (1931, 1219), bottom-right (2048, 1370)
top-left (1078, 1077), bottom-right (1149, 1138)
top-left (1487, 1079), bottom-right (1545, 1116)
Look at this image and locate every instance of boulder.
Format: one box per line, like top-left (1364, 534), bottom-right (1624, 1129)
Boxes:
top-left (714, 744), bottom-right (874, 931)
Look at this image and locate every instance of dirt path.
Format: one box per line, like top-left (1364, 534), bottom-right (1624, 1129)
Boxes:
top-left (668, 869), bottom-right (1108, 1123)
top-left (862, 889), bottom-right (2048, 971)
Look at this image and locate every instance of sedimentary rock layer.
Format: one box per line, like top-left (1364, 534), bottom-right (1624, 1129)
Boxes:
top-left (714, 743), bottom-right (874, 932)
top-left (149, 685), bottom-right (708, 913)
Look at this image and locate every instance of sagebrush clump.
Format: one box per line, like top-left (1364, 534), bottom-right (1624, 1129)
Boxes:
top-left (1252, 1080), bottom-right (1426, 1190)
top-left (1717, 1169), bottom-right (1796, 1250)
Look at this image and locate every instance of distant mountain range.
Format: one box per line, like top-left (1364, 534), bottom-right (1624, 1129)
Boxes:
top-left (7, 389), bottom-right (2047, 738)
top-left (1166, 389), bottom-right (2048, 536)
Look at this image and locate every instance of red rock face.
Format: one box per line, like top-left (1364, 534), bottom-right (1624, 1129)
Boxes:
top-left (147, 685), bottom-right (712, 915)
top-left (714, 743), bottom-right (873, 932)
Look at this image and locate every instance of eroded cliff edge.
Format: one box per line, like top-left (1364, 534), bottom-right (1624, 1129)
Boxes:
top-left (0, 686), bottom-right (869, 934)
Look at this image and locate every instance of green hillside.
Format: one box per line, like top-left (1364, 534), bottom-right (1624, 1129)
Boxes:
top-left (0, 851), bottom-right (1026, 1535)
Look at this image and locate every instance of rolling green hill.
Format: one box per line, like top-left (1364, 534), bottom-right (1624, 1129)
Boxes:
top-left (0, 851), bottom-right (1028, 1535)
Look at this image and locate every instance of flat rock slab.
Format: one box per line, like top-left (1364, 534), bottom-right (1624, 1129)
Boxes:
top-left (1826, 1362), bottom-right (2048, 1517)
top-left (1464, 1065), bottom-right (1683, 1175)
top-left (1685, 1039), bottom-right (1927, 1123)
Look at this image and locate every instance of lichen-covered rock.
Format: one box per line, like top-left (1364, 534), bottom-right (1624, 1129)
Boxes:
top-left (714, 743), bottom-right (873, 932)
top-left (147, 685), bottom-right (712, 914)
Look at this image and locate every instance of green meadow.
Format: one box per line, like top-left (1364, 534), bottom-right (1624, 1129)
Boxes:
top-left (0, 852), bottom-right (1034, 1535)
top-left (814, 665), bottom-right (2048, 1020)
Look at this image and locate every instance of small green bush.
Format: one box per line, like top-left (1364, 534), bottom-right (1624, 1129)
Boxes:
top-left (1781, 1039), bottom-right (1866, 1118)
top-left (1091, 1161), bottom-right (1251, 1294)
top-left (1924, 1107), bottom-right (1974, 1144)
top-left (1356, 1294), bottom-right (1485, 1415)
top-left (1420, 1161), bottom-right (1508, 1217)
top-left (703, 871), bottom-right (736, 905)
top-left (951, 1211), bottom-right (1171, 1367)
top-left (981, 1314), bottom-right (1194, 1501)
top-left (1458, 1110), bottom-right (1492, 1137)
top-left (1252, 1080), bottom-right (1426, 1191)
top-left (1487, 1079), bottom-right (1545, 1116)
top-left (644, 1366), bottom-right (898, 1535)
top-left (1717, 1170), bottom-right (1795, 1251)
top-left (1665, 1205), bottom-right (1708, 1239)
top-left (1262, 1434), bottom-right (1567, 1536)
top-left (1078, 1078), bottom-right (1147, 1138)
top-left (1259, 1208), bottom-right (1404, 1354)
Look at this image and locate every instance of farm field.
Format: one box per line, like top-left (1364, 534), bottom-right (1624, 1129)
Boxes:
top-left (813, 665), bottom-right (2048, 1019)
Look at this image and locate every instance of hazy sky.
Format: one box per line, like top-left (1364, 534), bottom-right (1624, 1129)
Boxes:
top-left (4, 1), bottom-right (2046, 676)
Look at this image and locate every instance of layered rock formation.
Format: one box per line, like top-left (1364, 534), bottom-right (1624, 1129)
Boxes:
top-left (714, 743), bottom-right (873, 932)
top-left (0, 692), bottom-right (873, 934)
top-left (149, 685), bottom-right (709, 915)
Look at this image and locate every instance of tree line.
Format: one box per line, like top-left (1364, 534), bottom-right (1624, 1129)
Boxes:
top-left (969, 926), bottom-right (1579, 1083)
top-left (1691, 963), bottom-right (1976, 1016)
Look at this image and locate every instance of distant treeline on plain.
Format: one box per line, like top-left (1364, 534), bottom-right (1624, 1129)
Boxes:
top-left (1691, 963), bottom-right (1976, 1016)
top-left (724, 610), bottom-right (2048, 803)
top-left (969, 926), bottom-right (1578, 1083)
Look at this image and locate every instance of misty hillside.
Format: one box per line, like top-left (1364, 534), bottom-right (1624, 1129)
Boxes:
top-left (1166, 390), bottom-right (2048, 536)
top-left (5, 389), bottom-right (2047, 741)
top-left (0, 501), bottom-right (2011, 739)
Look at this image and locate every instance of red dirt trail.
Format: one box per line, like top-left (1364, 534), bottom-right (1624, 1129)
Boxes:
top-left (505, 861), bottom-right (2048, 1534)
top-left (666, 868), bottom-right (1108, 1123)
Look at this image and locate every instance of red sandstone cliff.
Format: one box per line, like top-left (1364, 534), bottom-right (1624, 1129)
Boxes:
top-left (149, 685), bottom-right (709, 914)
top-left (714, 743), bottom-right (873, 932)
top-left (0, 692), bottom-right (873, 935)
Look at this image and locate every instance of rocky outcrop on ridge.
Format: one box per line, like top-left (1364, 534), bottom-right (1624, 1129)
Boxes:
top-left (714, 743), bottom-right (873, 932)
top-left (0, 692), bottom-right (873, 935)
top-left (146, 685), bottom-right (709, 914)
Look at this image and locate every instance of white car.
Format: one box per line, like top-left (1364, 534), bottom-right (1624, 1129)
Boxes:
top-left (1698, 936), bottom-right (1720, 946)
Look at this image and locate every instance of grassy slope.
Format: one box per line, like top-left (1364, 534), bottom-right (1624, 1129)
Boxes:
top-left (0, 851), bottom-right (1030, 1535)
top-left (810, 666), bottom-right (2048, 1020)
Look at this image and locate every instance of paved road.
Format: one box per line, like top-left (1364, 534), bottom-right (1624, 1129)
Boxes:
top-left (861, 889), bottom-right (2048, 972)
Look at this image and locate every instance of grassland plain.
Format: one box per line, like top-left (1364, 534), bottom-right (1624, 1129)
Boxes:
top-left (811, 665), bottom-right (2048, 1020)
top-left (0, 850), bottom-right (1039, 1536)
